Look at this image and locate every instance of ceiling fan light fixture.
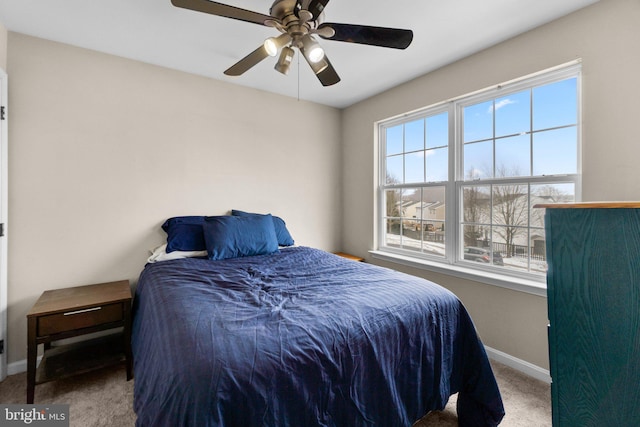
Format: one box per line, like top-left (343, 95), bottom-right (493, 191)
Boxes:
top-left (308, 56), bottom-right (329, 75)
top-left (263, 37), bottom-right (279, 57)
top-left (172, 0), bottom-right (413, 87)
top-left (275, 46), bottom-right (295, 75)
top-left (301, 35), bottom-right (325, 63)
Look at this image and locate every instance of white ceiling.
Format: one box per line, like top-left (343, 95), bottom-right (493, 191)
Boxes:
top-left (0, 0), bottom-right (598, 108)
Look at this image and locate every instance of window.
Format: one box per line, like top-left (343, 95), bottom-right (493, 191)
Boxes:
top-left (383, 109), bottom-right (449, 258)
top-left (377, 63), bottom-right (580, 282)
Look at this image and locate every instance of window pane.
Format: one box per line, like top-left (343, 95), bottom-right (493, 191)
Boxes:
top-left (530, 183), bottom-right (575, 227)
top-left (426, 147), bottom-right (448, 182)
top-left (386, 125), bottom-right (403, 155)
top-left (383, 188), bottom-right (401, 250)
top-left (462, 225), bottom-right (487, 251)
top-left (385, 219), bottom-right (401, 248)
top-left (401, 220), bottom-right (422, 253)
top-left (533, 127), bottom-right (578, 176)
top-left (400, 188), bottom-right (421, 223)
top-left (492, 225), bottom-right (527, 270)
top-left (529, 227), bottom-right (548, 274)
top-left (492, 184), bottom-right (528, 228)
top-left (405, 152), bottom-right (425, 183)
top-left (463, 238), bottom-right (504, 266)
top-left (396, 188), bottom-right (428, 253)
top-left (402, 189), bottom-right (422, 221)
top-left (383, 187), bottom-right (446, 257)
top-left (495, 134), bottom-right (531, 177)
top-left (464, 140), bottom-right (493, 180)
top-left (422, 187), bottom-right (446, 257)
top-left (533, 78), bottom-right (577, 130)
top-left (426, 112), bottom-right (448, 148)
top-left (385, 188), bottom-right (419, 250)
top-left (405, 119), bottom-right (425, 152)
top-left (531, 183), bottom-right (575, 206)
top-left (461, 225), bottom-right (502, 265)
top-left (463, 185), bottom-right (491, 224)
top-left (495, 90), bottom-right (530, 137)
top-left (385, 189), bottom-right (403, 217)
top-left (464, 101), bottom-right (493, 142)
top-left (386, 155), bottom-right (403, 184)
top-left (424, 186), bottom-right (446, 214)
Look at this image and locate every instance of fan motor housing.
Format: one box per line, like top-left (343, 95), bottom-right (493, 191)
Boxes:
top-left (269, 0), bottom-right (297, 20)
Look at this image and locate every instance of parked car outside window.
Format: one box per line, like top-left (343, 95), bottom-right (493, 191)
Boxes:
top-left (464, 247), bottom-right (504, 266)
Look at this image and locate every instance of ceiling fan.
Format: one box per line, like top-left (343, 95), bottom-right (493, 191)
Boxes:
top-left (171, 0), bottom-right (414, 86)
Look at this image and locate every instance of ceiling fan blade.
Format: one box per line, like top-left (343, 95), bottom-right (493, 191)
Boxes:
top-left (316, 58), bottom-right (341, 87)
top-left (224, 33), bottom-right (291, 76)
top-left (318, 23), bottom-right (413, 49)
top-left (307, 0), bottom-right (330, 20)
top-left (171, 0), bottom-right (274, 26)
top-left (224, 45), bottom-right (271, 76)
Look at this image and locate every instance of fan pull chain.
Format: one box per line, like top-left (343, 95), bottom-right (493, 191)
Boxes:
top-left (297, 52), bottom-right (300, 102)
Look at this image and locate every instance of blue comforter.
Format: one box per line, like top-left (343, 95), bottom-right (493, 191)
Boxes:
top-left (132, 247), bottom-right (504, 426)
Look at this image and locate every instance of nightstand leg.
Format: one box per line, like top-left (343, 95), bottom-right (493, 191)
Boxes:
top-left (124, 304), bottom-right (133, 380)
top-left (26, 317), bottom-right (37, 404)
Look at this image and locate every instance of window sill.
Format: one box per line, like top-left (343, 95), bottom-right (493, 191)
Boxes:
top-left (368, 250), bottom-right (547, 297)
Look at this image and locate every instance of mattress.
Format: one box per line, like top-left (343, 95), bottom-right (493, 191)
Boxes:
top-left (132, 246), bottom-right (504, 426)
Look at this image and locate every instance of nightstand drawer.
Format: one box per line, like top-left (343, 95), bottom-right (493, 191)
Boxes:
top-left (37, 302), bottom-right (124, 336)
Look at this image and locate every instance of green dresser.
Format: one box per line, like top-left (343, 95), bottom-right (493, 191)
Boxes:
top-left (542, 202), bottom-right (640, 427)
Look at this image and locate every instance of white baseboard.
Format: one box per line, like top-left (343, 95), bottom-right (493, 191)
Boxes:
top-left (7, 356), bottom-right (41, 376)
top-left (485, 345), bottom-right (551, 384)
top-left (8, 359), bottom-right (26, 376)
top-left (8, 348), bottom-right (550, 384)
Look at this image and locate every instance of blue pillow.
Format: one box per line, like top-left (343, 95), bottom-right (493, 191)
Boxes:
top-left (203, 214), bottom-right (279, 260)
top-left (231, 209), bottom-right (294, 247)
top-left (161, 216), bottom-right (206, 253)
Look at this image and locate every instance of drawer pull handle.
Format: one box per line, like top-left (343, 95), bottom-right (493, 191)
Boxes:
top-left (63, 307), bottom-right (102, 316)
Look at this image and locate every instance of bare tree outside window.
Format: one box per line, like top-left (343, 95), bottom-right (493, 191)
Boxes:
top-left (492, 166), bottom-right (528, 258)
top-left (493, 183), bottom-right (528, 258)
top-left (461, 166), bottom-right (575, 272)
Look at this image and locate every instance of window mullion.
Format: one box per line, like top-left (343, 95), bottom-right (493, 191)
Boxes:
top-left (527, 183), bottom-right (532, 272)
top-left (402, 124), bottom-right (406, 184)
top-left (530, 88), bottom-right (534, 184)
top-left (447, 102), bottom-right (458, 264)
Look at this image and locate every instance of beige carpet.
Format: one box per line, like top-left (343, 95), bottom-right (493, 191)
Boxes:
top-left (0, 361), bottom-right (550, 426)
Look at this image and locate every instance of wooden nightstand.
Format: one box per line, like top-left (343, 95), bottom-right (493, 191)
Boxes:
top-left (26, 280), bottom-right (133, 404)
top-left (334, 252), bottom-right (365, 262)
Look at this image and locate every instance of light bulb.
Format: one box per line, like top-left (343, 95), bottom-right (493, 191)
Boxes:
top-left (307, 45), bottom-right (325, 63)
top-left (301, 35), bottom-right (325, 64)
top-left (263, 38), bottom-right (278, 57)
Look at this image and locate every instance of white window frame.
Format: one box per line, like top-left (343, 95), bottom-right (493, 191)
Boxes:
top-left (372, 61), bottom-right (582, 296)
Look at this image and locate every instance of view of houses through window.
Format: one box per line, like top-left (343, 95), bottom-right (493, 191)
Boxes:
top-left (379, 63), bottom-right (580, 279)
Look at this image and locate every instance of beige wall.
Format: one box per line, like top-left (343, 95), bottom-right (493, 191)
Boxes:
top-left (6, 33), bottom-right (342, 364)
top-left (0, 23), bottom-right (6, 70)
top-left (342, 0), bottom-right (640, 370)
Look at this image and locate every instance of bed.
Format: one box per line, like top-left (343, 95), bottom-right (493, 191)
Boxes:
top-left (132, 242), bottom-right (504, 426)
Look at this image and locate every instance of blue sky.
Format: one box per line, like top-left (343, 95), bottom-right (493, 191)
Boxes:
top-left (386, 77), bottom-right (578, 184)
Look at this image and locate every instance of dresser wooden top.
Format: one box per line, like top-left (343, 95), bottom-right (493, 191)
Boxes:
top-left (534, 202), bottom-right (640, 209)
top-left (27, 280), bottom-right (131, 318)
